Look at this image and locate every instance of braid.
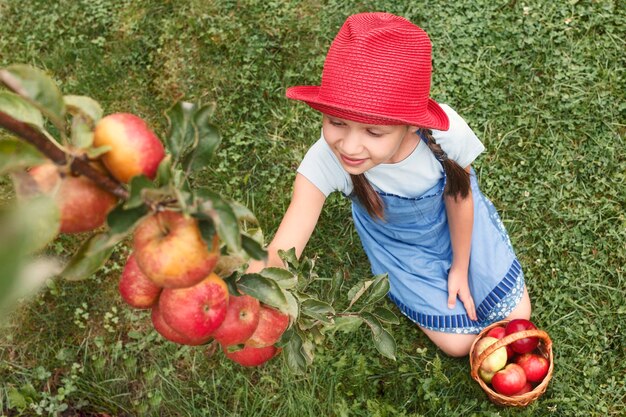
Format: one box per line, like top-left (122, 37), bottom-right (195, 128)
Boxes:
top-left (420, 128), bottom-right (471, 199)
top-left (350, 174), bottom-right (384, 219)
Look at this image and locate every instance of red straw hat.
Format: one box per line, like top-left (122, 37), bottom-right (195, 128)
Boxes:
top-left (286, 12), bottom-right (449, 131)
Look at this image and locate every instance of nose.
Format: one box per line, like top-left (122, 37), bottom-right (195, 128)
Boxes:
top-left (341, 130), bottom-right (363, 156)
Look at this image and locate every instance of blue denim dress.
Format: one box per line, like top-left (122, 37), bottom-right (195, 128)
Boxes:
top-left (350, 168), bottom-right (525, 334)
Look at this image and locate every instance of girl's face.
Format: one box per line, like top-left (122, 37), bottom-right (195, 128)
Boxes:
top-left (322, 115), bottom-right (419, 175)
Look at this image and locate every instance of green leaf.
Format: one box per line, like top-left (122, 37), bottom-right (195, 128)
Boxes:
top-left (278, 247), bottom-right (299, 269)
top-left (280, 328), bottom-right (309, 374)
top-left (184, 104), bottom-right (221, 172)
top-left (155, 154), bottom-right (173, 187)
top-left (361, 312), bottom-right (396, 360)
top-left (371, 306), bottom-right (400, 324)
top-left (0, 90), bottom-right (44, 128)
top-left (237, 273), bottom-right (288, 312)
top-left (362, 274), bottom-right (390, 306)
top-left (124, 175), bottom-right (155, 209)
top-left (0, 138), bottom-right (46, 175)
top-left (332, 316), bottom-right (363, 333)
top-left (163, 101), bottom-right (196, 163)
top-left (241, 234), bottom-right (267, 261)
top-left (223, 271), bottom-right (242, 296)
top-left (61, 233), bottom-right (115, 281)
top-left (300, 298), bottom-right (335, 324)
top-left (0, 220), bottom-right (26, 310)
top-left (260, 267), bottom-right (297, 289)
top-left (88, 204), bottom-right (148, 255)
top-left (197, 217), bottom-right (217, 247)
top-left (347, 280), bottom-right (373, 309)
top-left (14, 192), bottom-right (60, 254)
top-left (196, 188), bottom-right (241, 252)
top-left (69, 113), bottom-right (94, 148)
top-left (6, 386), bottom-right (28, 411)
top-left (372, 329), bottom-right (397, 360)
top-left (63, 95), bottom-right (103, 123)
top-left (0, 65), bottom-right (65, 127)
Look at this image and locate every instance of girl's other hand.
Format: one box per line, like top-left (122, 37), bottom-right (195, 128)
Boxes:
top-left (447, 266), bottom-right (477, 321)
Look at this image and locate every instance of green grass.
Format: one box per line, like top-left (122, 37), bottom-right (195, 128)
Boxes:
top-left (1, 0), bottom-right (625, 416)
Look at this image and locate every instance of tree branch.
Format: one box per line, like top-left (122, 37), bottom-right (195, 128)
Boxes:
top-left (0, 110), bottom-right (129, 200)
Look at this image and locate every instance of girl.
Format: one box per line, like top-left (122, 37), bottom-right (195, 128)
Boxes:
top-left (248, 12), bottom-right (531, 357)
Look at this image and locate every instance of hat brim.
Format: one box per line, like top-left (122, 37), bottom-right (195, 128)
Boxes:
top-left (286, 86), bottom-right (450, 131)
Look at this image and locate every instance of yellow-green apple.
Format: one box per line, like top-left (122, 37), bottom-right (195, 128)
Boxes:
top-left (158, 273), bottom-right (228, 342)
top-left (133, 211), bottom-right (220, 288)
top-left (515, 352), bottom-right (549, 383)
top-left (491, 363), bottom-right (527, 396)
top-left (486, 325), bottom-right (515, 359)
top-left (29, 162), bottom-right (117, 234)
top-left (474, 336), bottom-right (508, 383)
top-left (93, 113), bottom-right (165, 183)
top-left (118, 254), bottom-right (161, 309)
top-left (151, 304), bottom-right (211, 346)
top-left (245, 305), bottom-right (290, 348)
top-left (223, 344), bottom-right (279, 367)
top-left (505, 319), bottom-right (539, 354)
top-left (212, 295), bottom-right (261, 346)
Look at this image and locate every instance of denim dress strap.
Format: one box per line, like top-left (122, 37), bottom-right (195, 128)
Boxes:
top-left (349, 137), bottom-right (524, 334)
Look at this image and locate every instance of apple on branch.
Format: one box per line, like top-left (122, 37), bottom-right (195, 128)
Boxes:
top-left (212, 295), bottom-right (261, 347)
top-left (158, 273), bottom-right (229, 342)
top-left (223, 344), bottom-right (280, 367)
top-left (133, 210), bottom-right (220, 288)
top-left (151, 304), bottom-right (212, 346)
top-left (93, 113), bottom-right (165, 183)
top-left (29, 162), bottom-right (118, 234)
top-left (118, 253), bottom-right (161, 309)
top-left (245, 305), bottom-right (290, 348)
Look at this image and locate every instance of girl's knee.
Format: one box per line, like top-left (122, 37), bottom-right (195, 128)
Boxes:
top-left (420, 327), bottom-right (477, 357)
top-left (506, 286), bottom-right (532, 321)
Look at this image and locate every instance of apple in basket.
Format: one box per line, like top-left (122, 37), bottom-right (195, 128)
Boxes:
top-left (505, 319), bottom-right (539, 354)
top-left (474, 336), bottom-right (508, 383)
top-left (515, 352), bottom-right (550, 383)
top-left (485, 325), bottom-right (515, 359)
top-left (491, 363), bottom-right (527, 396)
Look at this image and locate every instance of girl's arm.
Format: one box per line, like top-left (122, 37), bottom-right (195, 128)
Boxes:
top-left (247, 173), bottom-right (326, 272)
top-left (444, 165), bottom-right (477, 321)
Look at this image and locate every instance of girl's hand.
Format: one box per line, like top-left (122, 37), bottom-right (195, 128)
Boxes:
top-left (447, 266), bottom-right (477, 321)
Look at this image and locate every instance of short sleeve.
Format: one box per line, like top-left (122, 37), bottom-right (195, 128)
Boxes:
top-left (297, 134), bottom-right (352, 197)
top-left (432, 104), bottom-right (485, 168)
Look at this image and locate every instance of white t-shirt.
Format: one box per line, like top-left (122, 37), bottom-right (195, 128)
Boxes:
top-left (297, 104), bottom-right (485, 198)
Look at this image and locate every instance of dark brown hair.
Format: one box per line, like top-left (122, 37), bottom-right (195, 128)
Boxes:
top-left (350, 128), bottom-right (471, 219)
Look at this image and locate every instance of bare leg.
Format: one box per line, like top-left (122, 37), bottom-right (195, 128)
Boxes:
top-left (418, 286), bottom-right (532, 357)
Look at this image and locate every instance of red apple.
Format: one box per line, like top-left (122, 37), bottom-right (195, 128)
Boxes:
top-left (151, 304), bottom-right (210, 345)
top-left (515, 352), bottom-right (549, 383)
top-left (212, 295), bottom-right (261, 346)
top-left (246, 305), bottom-right (290, 348)
top-left (118, 254), bottom-right (161, 309)
top-left (158, 273), bottom-right (228, 341)
top-left (513, 382), bottom-right (534, 396)
top-left (486, 326), bottom-right (515, 359)
top-left (473, 336), bottom-right (508, 383)
top-left (491, 363), bottom-right (527, 396)
top-left (505, 319), bottom-right (539, 354)
top-left (29, 162), bottom-right (117, 234)
top-left (93, 113), bottom-right (165, 183)
top-left (133, 211), bottom-right (220, 288)
top-left (223, 344), bottom-right (279, 367)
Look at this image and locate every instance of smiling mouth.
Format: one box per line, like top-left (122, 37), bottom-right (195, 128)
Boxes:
top-left (340, 154), bottom-right (367, 166)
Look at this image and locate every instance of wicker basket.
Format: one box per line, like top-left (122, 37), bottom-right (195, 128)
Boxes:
top-left (469, 320), bottom-right (554, 407)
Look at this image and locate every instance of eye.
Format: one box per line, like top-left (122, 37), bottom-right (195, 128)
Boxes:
top-left (366, 129), bottom-right (383, 137)
top-left (328, 119), bottom-right (345, 127)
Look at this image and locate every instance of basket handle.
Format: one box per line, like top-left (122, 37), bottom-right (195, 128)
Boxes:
top-left (470, 329), bottom-right (552, 379)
